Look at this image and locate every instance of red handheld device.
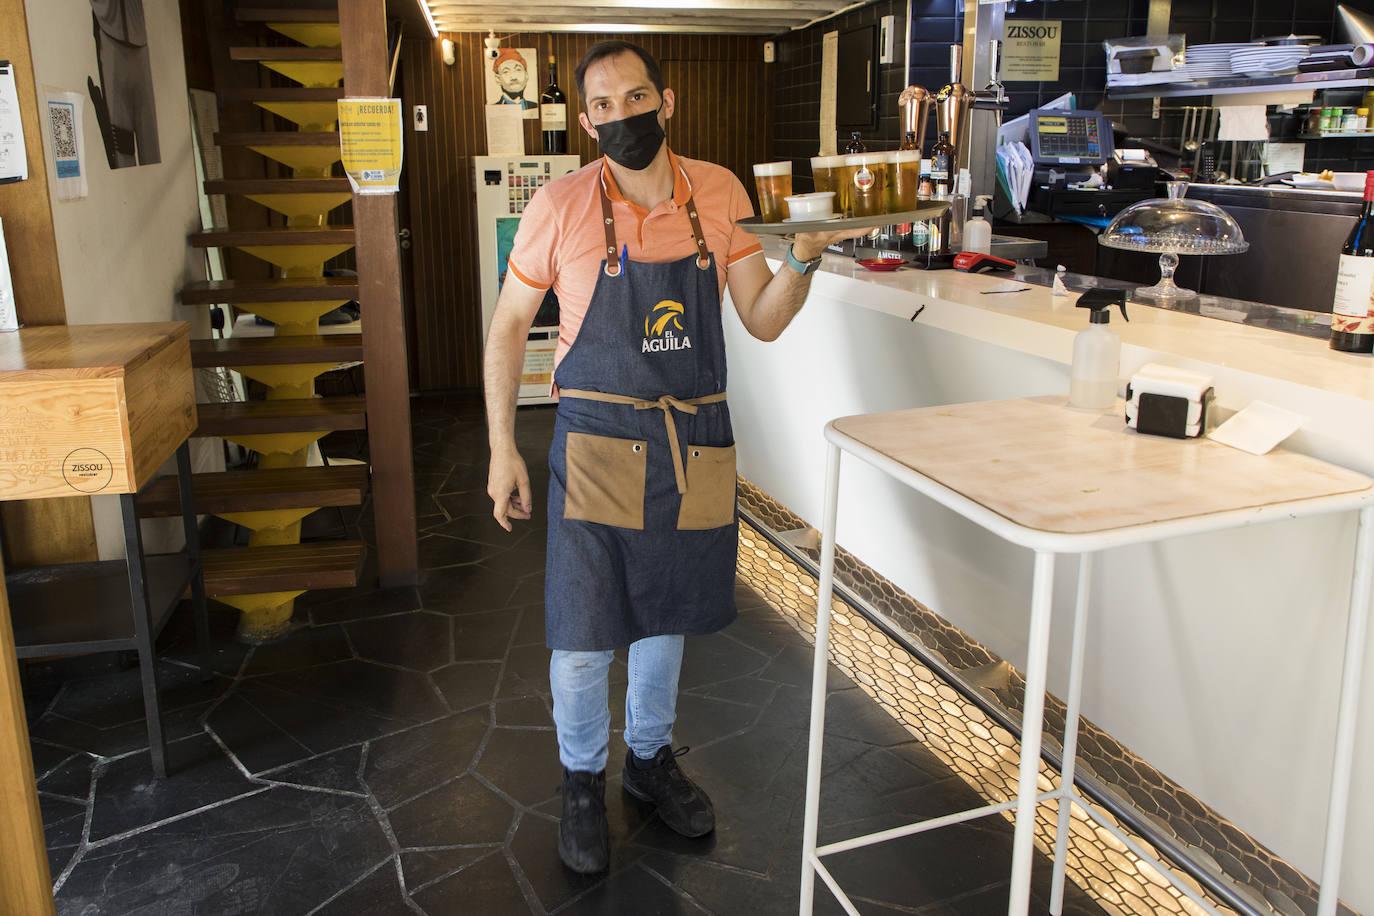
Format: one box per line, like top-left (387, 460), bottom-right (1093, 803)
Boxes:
top-left (953, 251), bottom-right (1016, 273)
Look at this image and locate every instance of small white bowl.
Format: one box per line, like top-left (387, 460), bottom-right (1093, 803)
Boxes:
top-left (784, 191), bottom-right (836, 220)
top-left (1332, 172), bottom-right (1365, 192)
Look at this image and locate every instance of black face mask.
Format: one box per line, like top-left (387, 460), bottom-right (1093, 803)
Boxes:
top-left (594, 105), bottom-right (665, 171)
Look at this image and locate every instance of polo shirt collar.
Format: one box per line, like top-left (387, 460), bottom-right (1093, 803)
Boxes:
top-left (600, 148), bottom-right (692, 210)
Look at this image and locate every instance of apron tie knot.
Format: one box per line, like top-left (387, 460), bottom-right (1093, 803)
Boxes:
top-left (559, 389), bottom-right (727, 496)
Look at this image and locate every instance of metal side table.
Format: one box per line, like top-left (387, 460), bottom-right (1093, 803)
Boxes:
top-left (799, 396), bottom-right (1374, 916)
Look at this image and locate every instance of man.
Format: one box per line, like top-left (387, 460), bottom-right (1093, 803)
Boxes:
top-left (484, 40), bottom-right (866, 874)
top-left (491, 48), bottom-right (537, 109)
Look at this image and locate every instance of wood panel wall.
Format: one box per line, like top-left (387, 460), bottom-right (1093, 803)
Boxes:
top-left (400, 33), bottom-right (772, 392)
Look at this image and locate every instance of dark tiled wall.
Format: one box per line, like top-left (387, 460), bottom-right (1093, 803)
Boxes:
top-left (773, 0), bottom-right (962, 189)
top-left (773, 0), bottom-right (1374, 185)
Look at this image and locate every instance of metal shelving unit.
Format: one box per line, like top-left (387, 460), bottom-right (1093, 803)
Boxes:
top-left (1106, 67), bottom-right (1374, 100)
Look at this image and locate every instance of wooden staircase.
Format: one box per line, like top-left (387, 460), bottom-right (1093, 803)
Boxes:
top-left (180, 3), bottom-right (365, 641)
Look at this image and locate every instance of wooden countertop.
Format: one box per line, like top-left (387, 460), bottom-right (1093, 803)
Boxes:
top-left (0, 322), bottom-right (189, 382)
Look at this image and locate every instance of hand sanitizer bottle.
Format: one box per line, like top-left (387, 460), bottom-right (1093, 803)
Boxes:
top-left (963, 196), bottom-right (992, 254)
top-left (1068, 289), bottom-right (1129, 409)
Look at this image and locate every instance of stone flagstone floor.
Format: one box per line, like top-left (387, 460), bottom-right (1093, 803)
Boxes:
top-left (21, 394), bottom-right (1106, 915)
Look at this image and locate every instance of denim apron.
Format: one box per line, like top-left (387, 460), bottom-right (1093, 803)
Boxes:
top-left (544, 174), bottom-right (738, 651)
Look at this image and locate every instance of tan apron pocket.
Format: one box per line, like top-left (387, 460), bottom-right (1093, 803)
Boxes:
top-left (677, 444), bottom-right (737, 530)
top-left (564, 432), bottom-right (647, 529)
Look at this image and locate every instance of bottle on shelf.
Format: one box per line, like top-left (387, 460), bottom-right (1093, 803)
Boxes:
top-left (900, 130), bottom-right (918, 151)
top-left (844, 131), bottom-right (867, 154)
top-left (930, 131), bottom-right (954, 196)
top-left (540, 55), bottom-right (568, 155)
top-left (1330, 170), bottom-right (1374, 353)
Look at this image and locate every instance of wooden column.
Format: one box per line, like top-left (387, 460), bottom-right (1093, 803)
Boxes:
top-left (0, 0), bottom-right (98, 566)
top-left (338, 0), bottom-right (418, 587)
top-left (0, 559), bottom-right (56, 915)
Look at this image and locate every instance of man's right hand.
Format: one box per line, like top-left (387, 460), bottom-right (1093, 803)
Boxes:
top-left (488, 447), bottom-right (532, 532)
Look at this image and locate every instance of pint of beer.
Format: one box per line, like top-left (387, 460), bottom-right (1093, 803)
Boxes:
top-left (810, 155), bottom-right (848, 216)
top-left (846, 153), bottom-right (888, 218)
top-left (891, 150), bottom-right (922, 212)
top-left (753, 161), bottom-right (793, 222)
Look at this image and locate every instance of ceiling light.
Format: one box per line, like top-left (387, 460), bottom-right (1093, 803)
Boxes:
top-left (416, 0), bottom-right (439, 37)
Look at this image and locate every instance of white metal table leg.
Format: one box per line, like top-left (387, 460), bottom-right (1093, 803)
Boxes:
top-left (1317, 504), bottom-right (1374, 916)
top-left (1009, 549), bottom-right (1057, 916)
top-left (1050, 552), bottom-right (1094, 915)
top-left (800, 441), bottom-right (843, 916)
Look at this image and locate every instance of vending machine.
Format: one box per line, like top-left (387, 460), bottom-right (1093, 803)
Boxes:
top-left (473, 154), bottom-right (582, 404)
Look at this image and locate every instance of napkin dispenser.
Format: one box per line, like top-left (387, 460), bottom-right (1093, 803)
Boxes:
top-left (1124, 363), bottom-right (1216, 439)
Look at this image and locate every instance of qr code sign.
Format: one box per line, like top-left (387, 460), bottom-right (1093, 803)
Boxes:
top-left (50, 104), bottom-right (76, 159)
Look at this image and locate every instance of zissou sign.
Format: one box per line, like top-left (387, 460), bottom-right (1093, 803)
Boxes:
top-left (1002, 20), bottom-right (1062, 82)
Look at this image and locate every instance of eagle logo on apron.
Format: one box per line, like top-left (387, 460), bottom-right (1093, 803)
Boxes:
top-left (643, 299), bottom-right (692, 353)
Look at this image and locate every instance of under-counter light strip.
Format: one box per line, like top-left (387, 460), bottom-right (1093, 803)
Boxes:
top-left (416, 0), bottom-right (439, 37)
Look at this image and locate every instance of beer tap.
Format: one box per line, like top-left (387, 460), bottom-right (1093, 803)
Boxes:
top-left (936, 44), bottom-right (973, 166)
top-left (973, 40), bottom-right (1009, 125)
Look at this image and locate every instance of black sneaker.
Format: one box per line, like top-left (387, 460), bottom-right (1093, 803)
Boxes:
top-left (621, 745), bottom-right (715, 838)
top-left (558, 769), bottom-right (609, 874)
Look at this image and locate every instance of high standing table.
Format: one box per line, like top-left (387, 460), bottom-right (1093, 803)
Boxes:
top-left (799, 396), bottom-right (1374, 916)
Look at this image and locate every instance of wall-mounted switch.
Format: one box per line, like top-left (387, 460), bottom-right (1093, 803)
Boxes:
top-left (764, 41), bottom-right (775, 63)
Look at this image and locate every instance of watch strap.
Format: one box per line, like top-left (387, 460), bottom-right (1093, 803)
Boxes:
top-left (785, 244), bottom-right (822, 276)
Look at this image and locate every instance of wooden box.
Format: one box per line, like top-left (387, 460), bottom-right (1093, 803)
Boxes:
top-left (0, 323), bottom-right (196, 501)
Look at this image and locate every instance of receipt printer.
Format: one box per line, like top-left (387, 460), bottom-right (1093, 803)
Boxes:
top-left (1124, 363), bottom-right (1216, 439)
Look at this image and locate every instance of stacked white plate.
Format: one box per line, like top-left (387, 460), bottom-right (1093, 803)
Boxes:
top-left (1184, 43), bottom-right (1257, 78)
top-left (1230, 44), bottom-right (1309, 76)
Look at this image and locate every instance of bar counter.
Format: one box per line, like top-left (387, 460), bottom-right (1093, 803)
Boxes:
top-left (726, 238), bottom-right (1374, 915)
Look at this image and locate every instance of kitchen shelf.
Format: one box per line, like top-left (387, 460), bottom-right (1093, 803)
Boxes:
top-left (1106, 67), bottom-right (1374, 100)
top-left (7, 554), bottom-right (194, 657)
top-left (1297, 132), bottom-right (1374, 139)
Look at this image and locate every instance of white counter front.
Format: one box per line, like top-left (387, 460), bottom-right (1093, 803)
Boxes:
top-left (725, 240), bottom-right (1374, 913)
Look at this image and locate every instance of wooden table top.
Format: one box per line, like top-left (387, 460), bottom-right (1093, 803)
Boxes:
top-left (0, 323), bottom-right (189, 382)
top-left (830, 396), bottom-right (1374, 535)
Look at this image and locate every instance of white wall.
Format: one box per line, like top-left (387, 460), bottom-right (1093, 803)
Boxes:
top-left (25, 0), bottom-right (213, 557)
top-left (725, 258), bottom-right (1374, 915)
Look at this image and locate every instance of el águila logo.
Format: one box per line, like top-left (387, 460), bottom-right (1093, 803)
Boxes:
top-left (642, 299), bottom-right (692, 353)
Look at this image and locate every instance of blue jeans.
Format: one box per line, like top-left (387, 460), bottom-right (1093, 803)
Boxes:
top-left (549, 634), bottom-right (684, 773)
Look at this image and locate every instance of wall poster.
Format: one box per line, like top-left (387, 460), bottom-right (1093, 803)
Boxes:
top-left (486, 48), bottom-right (539, 119)
top-left (1002, 20), bottom-right (1062, 82)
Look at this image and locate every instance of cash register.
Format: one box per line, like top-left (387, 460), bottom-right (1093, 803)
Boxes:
top-left (1026, 108), bottom-right (1156, 223)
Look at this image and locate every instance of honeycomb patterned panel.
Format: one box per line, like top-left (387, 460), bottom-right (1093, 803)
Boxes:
top-left (735, 477), bottom-right (1354, 916)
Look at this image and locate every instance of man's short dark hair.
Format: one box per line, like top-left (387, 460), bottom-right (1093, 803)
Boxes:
top-left (574, 41), bottom-right (665, 104)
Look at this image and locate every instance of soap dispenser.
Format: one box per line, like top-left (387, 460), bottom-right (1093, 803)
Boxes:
top-left (1069, 288), bottom-right (1129, 409)
top-left (964, 196), bottom-right (992, 254)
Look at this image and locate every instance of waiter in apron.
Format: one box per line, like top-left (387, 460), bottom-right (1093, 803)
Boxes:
top-left (484, 41), bottom-right (869, 874)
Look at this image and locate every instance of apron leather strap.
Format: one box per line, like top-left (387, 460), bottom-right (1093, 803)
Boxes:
top-left (559, 388), bottom-right (727, 495)
top-left (597, 165), bottom-right (713, 277)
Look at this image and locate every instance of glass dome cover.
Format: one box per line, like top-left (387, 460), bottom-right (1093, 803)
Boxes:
top-left (1099, 181), bottom-right (1248, 299)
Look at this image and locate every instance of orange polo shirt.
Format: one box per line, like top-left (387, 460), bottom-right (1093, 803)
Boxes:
top-left (505, 149), bottom-right (763, 369)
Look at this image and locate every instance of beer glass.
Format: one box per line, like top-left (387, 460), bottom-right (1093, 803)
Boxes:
top-left (753, 161), bottom-right (792, 222)
top-left (811, 155), bottom-right (847, 216)
top-left (891, 150), bottom-right (922, 212)
top-left (846, 153), bottom-right (888, 218)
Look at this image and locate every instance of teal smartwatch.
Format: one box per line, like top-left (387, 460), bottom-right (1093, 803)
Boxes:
top-left (785, 243), bottom-right (823, 276)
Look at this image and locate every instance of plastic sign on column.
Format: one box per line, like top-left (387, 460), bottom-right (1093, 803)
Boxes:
top-left (338, 98), bottom-right (403, 195)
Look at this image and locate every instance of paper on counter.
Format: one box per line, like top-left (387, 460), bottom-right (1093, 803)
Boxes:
top-left (485, 104), bottom-right (524, 156)
top-left (1218, 105), bottom-right (1269, 141)
top-left (1207, 401), bottom-right (1303, 456)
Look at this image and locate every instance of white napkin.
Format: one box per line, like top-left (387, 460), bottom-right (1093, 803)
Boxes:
top-left (1207, 401), bottom-right (1304, 455)
top-left (1218, 105), bottom-right (1269, 141)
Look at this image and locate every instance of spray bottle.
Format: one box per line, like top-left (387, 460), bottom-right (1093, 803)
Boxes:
top-left (1068, 288), bottom-right (1128, 409)
top-left (963, 196), bottom-right (992, 254)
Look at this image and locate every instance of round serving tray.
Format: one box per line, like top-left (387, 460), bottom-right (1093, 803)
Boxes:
top-left (736, 202), bottom-right (950, 236)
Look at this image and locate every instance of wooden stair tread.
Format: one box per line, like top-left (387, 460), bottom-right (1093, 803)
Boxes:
top-left (204, 178), bottom-right (350, 195)
top-left (220, 87), bottom-right (343, 103)
top-left (236, 8), bottom-right (339, 23)
top-left (136, 466), bottom-right (368, 517)
top-left (190, 227), bottom-right (355, 247)
top-left (195, 397), bottom-right (367, 436)
top-left (214, 131), bottom-right (340, 147)
top-left (199, 541), bottom-right (364, 597)
top-left (192, 334), bottom-right (363, 367)
top-left (229, 47), bottom-right (342, 61)
top-left (181, 278), bottom-right (359, 304)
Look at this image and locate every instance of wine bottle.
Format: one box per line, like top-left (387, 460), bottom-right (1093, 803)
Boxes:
top-left (540, 55), bottom-right (568, 155)
top-left (1330, 170), bottom-right (1374, 353)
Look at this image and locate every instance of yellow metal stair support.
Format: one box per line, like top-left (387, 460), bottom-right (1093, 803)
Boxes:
top-left (245, 192), bottom-right (352, 227)
top-left (260, 61), bottom-right (344, 88)
top-left (217, 591), bottom-right (307, 641)
top-left (253, 101), bottom-right (338, 132)
top-left (248, 300), bottom-right (352, 336)
top-left (231, 362), bottom-right (347, 401)
top-left (248, 144), bottom-right (341, 177)
top-left (266, 22), bottom-right (341, 48)
top-left (237, 243), bottom-right (355, 276)
top-left (218, 508), bottom-right (315, 547)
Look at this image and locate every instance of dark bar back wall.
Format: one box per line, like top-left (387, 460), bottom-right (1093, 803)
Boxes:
top-left (773, 0), bottom-right (1374, 186)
